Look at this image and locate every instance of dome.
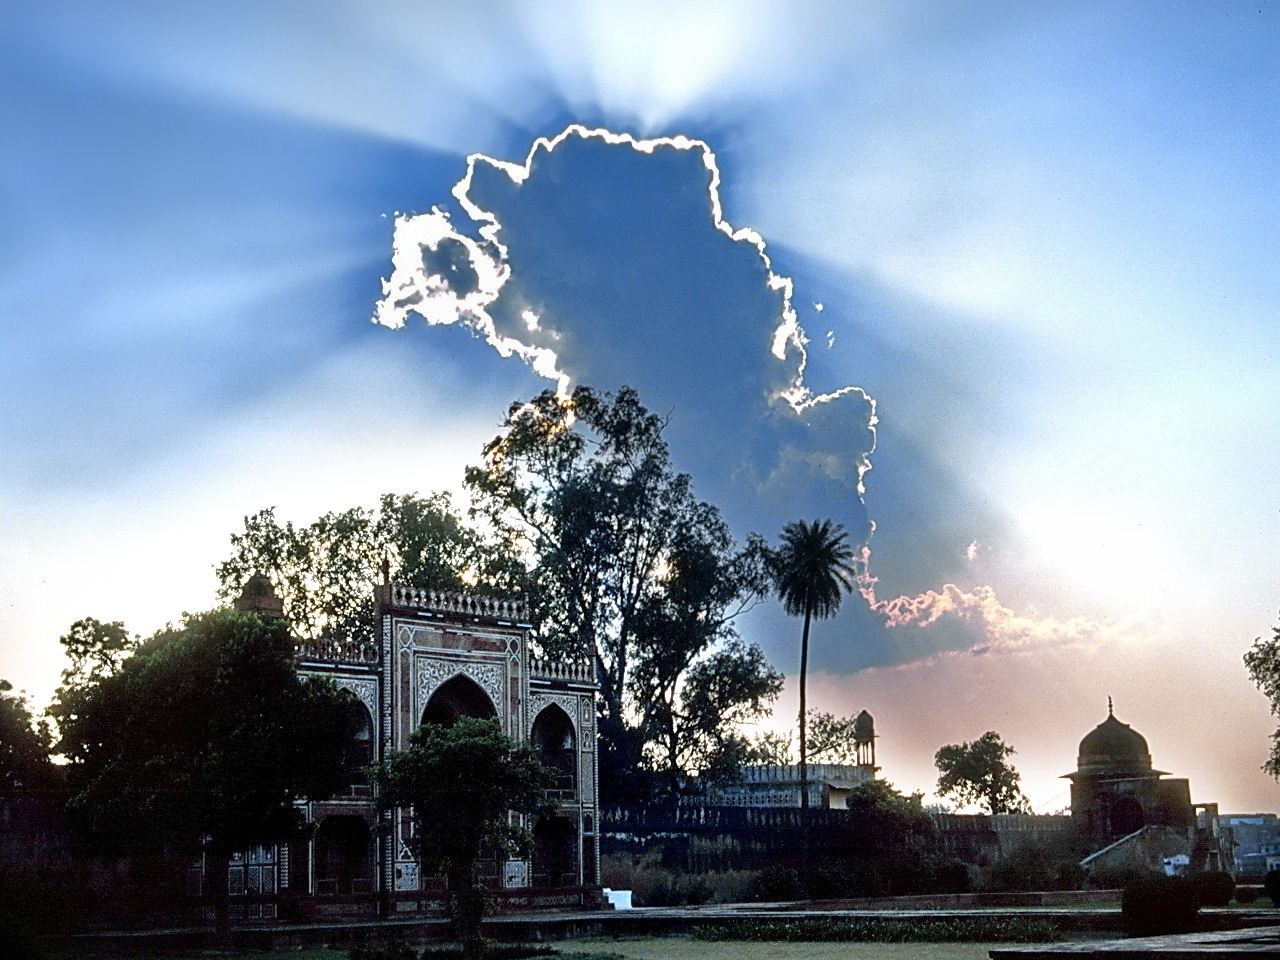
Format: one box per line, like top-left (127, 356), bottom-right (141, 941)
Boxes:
top-left (1076, 710), bottom-right (1153, 776)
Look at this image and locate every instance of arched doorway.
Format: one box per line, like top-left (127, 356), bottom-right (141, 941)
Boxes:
top-left (532, 816), bottom-right (577, 889)
top-left (343, 699), bottom-right (374, 797)
top-left (314, 815), bottom-right (374, 896)
top-left (421, 674), bottom-right (498, 727)
top-left (1110, 796), bottom-right (1145, 836)
top-left (531, 705), bottom-right (576, 799)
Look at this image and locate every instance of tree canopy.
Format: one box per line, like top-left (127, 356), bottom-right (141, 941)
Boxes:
top-left (465, 386), bottom-right (777, 797)
top-left (0, 680), bottom-right (55, 790)
top-left (1244, 622), bottom-right (1280, 778)
top-left (934, 731), bottom-right (1031, 814)
top-left (374, 716), bottom-right (554, 958)
top-left (215, 492), bottom-right (521, 647)
top-left (56, 607), bottom-right (358, 937)
top-left (768, 518), bottom-right (857, 811)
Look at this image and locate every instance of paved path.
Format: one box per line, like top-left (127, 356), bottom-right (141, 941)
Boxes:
top-left (990, 925), bottom-right (1280, 958)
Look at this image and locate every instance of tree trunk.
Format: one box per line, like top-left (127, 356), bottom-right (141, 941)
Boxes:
top-left (798, 600), bottom-right (812, 891)
top-left (449, 863), bottom-right (487, 960)
top-left (206, 850), bottom-right (234, 950)
top-left (798, 600), bottom-right (812, 811)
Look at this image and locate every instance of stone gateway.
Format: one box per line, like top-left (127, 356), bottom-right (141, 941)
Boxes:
top-left (233, 578), bottom-right (600, 920)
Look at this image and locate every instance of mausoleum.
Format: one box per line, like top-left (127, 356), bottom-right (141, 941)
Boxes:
top-left (231, 578), bottom-right (600, 919)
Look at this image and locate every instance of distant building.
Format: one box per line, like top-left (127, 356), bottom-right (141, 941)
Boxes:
top-left (1065, 703), bottom-right (1194, 843)
top-left (230, 577), bottom-right (600, 919)
top-left (1065, 703), bottom-right (1231, 877)
top-left (702, 762), bottom-right (876, 809)
top-left (1222, 813), bottom-right (1280, 877)
top-left (700, 710), bottom-right (878, 809)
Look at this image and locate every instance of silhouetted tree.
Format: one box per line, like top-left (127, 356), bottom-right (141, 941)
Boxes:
top-left (934, 731), bottom-right (1031, 814)
top-left (47, 617), bottom-right (136, 739)
top-left (1245, 620), bottom-right (1280, 779)
top-left (466, 386), bottom-right (774, 799)
top-left (215, 492), bottom-right (523, 646)
top-left (0, 680), bottom-right (54, 790)
top-left (768, 520), bottom-right (856, 810)
top-left (374, 717), bottom-right (554, 960)
top-left (57, 608), bottom-right (356, 944)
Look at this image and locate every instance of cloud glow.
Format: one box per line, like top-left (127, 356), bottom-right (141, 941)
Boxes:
top-left (373, 124), bottom-right (883, 493)
top-left (374, 124), bottom-right (1145, 669)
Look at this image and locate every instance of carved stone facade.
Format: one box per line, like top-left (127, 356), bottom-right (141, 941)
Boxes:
top-left (242, 581), bottom-right (599, 918)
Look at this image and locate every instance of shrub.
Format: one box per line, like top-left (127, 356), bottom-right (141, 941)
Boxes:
top-left (1122, 876), bottom-right (1199, 935)
top-left (1236, 885), bottom-right (1259, 904)
top-left (1191, 870), bottom-right (1235, 907)
top-left (350, 942), bottom-right (417, 960)
top-left (748, 864), bottom-right (805, 902)
top-left (643, 872), bottom-right (713, 906)
top-left (694, 917), bottom-right (1059, 943)
top-left (933, 858), bottom-right (974, 894)
top-left (0, 905), bottom-right (43, 960)
top-left (1265, 868), bottom-right (1280, 905)
top-left (601, 852), bottom-right (751, 905)
top-left (414, 947), bottom-right (557, 960)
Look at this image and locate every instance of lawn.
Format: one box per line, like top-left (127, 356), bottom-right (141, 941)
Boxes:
top-left (559, 940), bottom-right (1034, 960)
top-left (42, 945), bottom-right (1035, 960)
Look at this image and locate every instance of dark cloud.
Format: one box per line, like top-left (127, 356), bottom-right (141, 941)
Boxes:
top-left (374, 127), bottom-right (1134, 674)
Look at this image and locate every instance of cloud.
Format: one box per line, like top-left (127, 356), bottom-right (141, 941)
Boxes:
top-left (371, 123), bottom-right (1129, 675)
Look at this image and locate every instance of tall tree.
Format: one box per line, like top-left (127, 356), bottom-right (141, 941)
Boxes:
top-left (56, 608), bottom-right (357, 942)
top-left (768, 520), bottom-right (857, 810)
top-left (1244, 621), bottom-right (1280, 778)
top-left (934, 731), bottom-right (1031, 814)
top-left (466, 386), bottom-right (774, 798)
top-left (47, 617), bottom-right (136, 738)
top-left (0, 680), bottom-right (55, 790)
top-left (374, 717), bottom-right (554, 960)
top-left (214, 492), bottom-right (521, 646)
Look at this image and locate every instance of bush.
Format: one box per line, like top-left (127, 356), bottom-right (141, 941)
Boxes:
top-left (350, 943), bottom-right (417, 960)
top-left (748, 864), bottom-right (805, 902)
top-left (420, 948), bottom-right (557, 960)
top-left (600, 852), bottom-right (752, 905)
top-left (0, 905), bottom-right (43, 960)
top-left (1265, 868), bottom-right (1280, 905)
top-left (643, 872), bottom-right (713, 906)
top-left (1191, 870), bottom-right (1235, 907)
top-left (1236, 885), bottom-right (1259, 904)
top-left (1122, 876), bottom-right (1199, 935)
top-left (694, 917), bottom-right (1059, 943)
top-left (933, 858), bottom-right (974, 894)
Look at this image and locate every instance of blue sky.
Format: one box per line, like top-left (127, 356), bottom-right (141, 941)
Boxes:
top-left (2, 0), bottom-right (1278, 811)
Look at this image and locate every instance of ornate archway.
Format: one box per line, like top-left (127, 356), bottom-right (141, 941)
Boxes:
top-left (531, 704), bottom-right (576, 797)
top-left (420, 673), bottom-right (498, 727)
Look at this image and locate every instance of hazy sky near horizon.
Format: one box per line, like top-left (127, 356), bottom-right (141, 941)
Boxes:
top-left (2, 0), bottom-right (1278, 812)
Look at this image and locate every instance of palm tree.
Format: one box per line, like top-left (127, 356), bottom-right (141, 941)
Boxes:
top-left (770, 519), bottom-right (857, 811)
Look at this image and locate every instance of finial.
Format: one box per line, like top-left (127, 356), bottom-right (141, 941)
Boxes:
top-left (381, 555), bottom-right (391, 585)
top-left (1107, 695), bottom-right (1114, 717)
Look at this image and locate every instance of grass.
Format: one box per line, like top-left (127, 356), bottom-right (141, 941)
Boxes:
top-left (694, 918), bottom-right (1059, 942)
top-left (40, 940), bottom-right (1052, 960)
top-left (559, 940), bottom-right (1043, 960)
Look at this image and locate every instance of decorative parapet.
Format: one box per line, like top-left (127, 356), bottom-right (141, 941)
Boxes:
top-left (529, 658), bottom-right (595, 685)
top-left (381, 584), bottom-right (528, 623)
top-left (296, 636), bottom-right (380, 665)
top-left (732, 763), bottom-right (874, 784)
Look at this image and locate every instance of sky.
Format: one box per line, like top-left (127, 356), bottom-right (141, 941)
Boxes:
top-left (2, 0), bottom-right (1279, 813)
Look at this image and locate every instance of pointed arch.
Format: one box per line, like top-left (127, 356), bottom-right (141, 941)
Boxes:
top-left (531, 703), bottom-right (576, 796)
top-left (421, 673), bottom-right (498, 727)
